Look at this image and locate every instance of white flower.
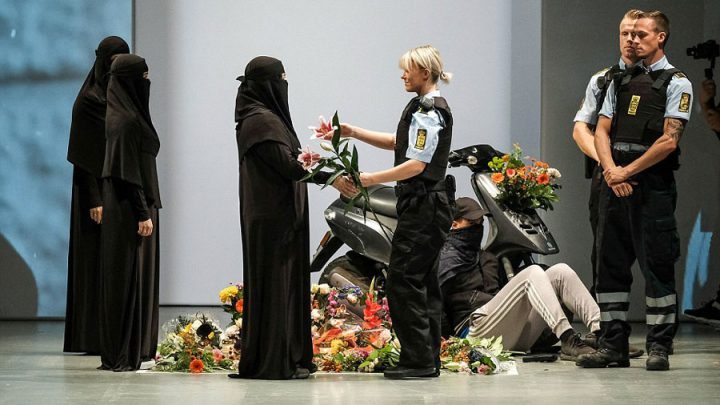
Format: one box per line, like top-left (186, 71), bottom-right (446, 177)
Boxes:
top-left (346, 293), bottom-right (358, 305)
top-left (377, 329), bottom-right (392, 346)
top-left (310, 284), bottom-right (319, 294)
top-left (320, 141), bottom-right (334, 152)
top-left (235, 318), bottom-right (243, 328)
top-left (225, 325), bottom-right (239, 337)
top-left (311, 308), bottom-right (324, 321)
top-left (311, 325), bottom-right (319, 337)
top-left (318, 283), bottom-right (331, 295)
top-left (547, 168), bottom-right (561, 178)
top-left (191, 320), bottom-right (202, 331)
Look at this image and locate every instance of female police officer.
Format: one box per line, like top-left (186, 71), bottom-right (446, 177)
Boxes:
top-left (332, 45), bottom-right (454, 378)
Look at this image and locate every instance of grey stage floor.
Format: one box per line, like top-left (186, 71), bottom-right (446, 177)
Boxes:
top-left (1, 307), bottom-right (719, 405)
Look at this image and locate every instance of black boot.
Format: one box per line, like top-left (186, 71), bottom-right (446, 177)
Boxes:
top-left (583, 332), bottom-right (644, 359)
top-left (646, 348), bottom-right (669, 371)
top-left (560, 332), bottom-right (595, 361)
top-left (576, 348), bottom-right (630, 368)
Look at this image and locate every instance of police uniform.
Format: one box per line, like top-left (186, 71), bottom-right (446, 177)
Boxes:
top-left (388, 90), bottom-right (453, 373)
top-left (595, 56), bottom-right (692, 358)
top-left (573, 59), bottom-right (627, 297)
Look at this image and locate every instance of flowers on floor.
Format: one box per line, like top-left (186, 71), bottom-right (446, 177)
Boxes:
top-left (440, 336), bottom-right (513, 375)
top-left (310, 281), bottom-right (399, 372)
top-left (152, 314), bottom-right (236, 373)
top-left (153, 282), bottom-right (511, 375)
top-left (488, 143), bottom-right (561, 212)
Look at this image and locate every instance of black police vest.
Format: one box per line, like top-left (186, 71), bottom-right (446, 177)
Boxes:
top-left (394, 96), bottom-right (453, 184)
top-left (610, 67), bottom-right (681, 170)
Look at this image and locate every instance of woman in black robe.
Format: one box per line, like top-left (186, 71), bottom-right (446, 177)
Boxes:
top-left (230, 56), bottom-right (355, 380)
top-left (64, 36), bottom-right (129, 354)
top-left (98, 54), bottom-right (161, 371)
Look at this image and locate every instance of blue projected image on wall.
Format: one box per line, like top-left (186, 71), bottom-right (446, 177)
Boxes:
top-left (0, 0), bottom-right (132, 318)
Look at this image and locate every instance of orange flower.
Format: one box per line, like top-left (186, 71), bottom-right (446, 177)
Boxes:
top-left (535, 161), bottom-right (548, 169)
top-left (537, 173), bottom-right (550, 185)
top-left (502, 154), bottom-right (510, 162)
top-left (235, 299), bottom-right (244, 314)
top-left (491, 173), bottom-right (505, 184)
top-left (506, 168), bottom-right (516, 177)
top-left (189, 357), bottom-right (204, 373)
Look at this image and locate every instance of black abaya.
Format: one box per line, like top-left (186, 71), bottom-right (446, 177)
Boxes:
top-left (64, 36), bottom-right (129, 353)
top-left (234, 57), bottom-right (329, 379)
top-left (99, 54), bottom-right (161, 371)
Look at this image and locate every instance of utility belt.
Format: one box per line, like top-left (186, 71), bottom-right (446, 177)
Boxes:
top-left (395, 175), bottom-right (456, 201)
top-left (611, 142), bottom-right (678, 173)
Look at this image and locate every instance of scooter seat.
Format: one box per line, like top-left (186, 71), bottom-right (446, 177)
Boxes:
top-left (341, 185), bottom-right (398, 218)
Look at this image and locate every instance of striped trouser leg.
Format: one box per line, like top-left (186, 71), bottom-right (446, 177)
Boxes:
top-left (646, 294), bottom-right (677, 352)
top-left (596, 291), bottom-right (631, 354)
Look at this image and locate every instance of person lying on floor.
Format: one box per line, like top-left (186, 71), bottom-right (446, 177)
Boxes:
top-left (440, 197), bottom-right (643, 360)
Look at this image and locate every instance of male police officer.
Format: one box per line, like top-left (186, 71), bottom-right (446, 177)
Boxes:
top-left (577, 11), bottom-right (692, 371)
top-left (573, 8), bottom-right (643, 299)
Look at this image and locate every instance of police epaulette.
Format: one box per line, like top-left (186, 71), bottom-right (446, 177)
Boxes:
top-left (594, 67), bottom-right (611, 77)
top-left (673, 71), bottom-right (687, 79)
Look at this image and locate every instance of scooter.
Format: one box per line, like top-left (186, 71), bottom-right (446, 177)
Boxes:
top-left (310, 144), bottom-right (559, 316)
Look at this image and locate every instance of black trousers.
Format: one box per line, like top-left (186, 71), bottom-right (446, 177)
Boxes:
top-left (387, 191), bottom-right (452, 369)
top-left (588, 164), bottom-right (603, 297)
top-left (595, 170), bottom-right (679, 354)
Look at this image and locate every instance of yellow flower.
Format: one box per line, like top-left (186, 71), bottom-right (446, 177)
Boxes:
top-left (184, 323), bottom-right (192, 333)
top-left (330, 339), bottom-right (346, 354)
top-left (208, 331), bottom-right (215, 340)
top-left (219, 285), bottom-right (239, 303)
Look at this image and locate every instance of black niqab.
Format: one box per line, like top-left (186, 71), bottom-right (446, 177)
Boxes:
top-left (103, 54), bottom-right (160, 195)
top-left (235, 56), bottom-right (299, 164)
top-left (67, 36), bottom-right (129, 177)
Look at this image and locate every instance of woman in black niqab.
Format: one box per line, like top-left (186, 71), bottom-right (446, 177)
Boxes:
top-left (230, 56), bottom-right (354, 380)
top-left (98, 54), bottom-right (161, 371)
top-left (64, 36), bottom-right (129, 354)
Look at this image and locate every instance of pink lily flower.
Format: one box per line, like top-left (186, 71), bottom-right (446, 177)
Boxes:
top-left (308, 115), bottom-right (336, 139)
top-left (298, 146), bottom-right (321, 171)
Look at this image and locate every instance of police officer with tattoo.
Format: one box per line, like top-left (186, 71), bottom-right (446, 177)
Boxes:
top-left (335, 45), bottom-right (454, 378)
top-left (572, 8), bottom-right (643, 299)
top-left (577, 11), bottom-right (692, 371)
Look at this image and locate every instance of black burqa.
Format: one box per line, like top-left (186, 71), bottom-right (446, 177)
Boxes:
top-left (99, 54), bottom-right (161, 371)
top-left (234, 56), bottom-right (328, 379)
top-left (64, 36), bottom-right (129, 354)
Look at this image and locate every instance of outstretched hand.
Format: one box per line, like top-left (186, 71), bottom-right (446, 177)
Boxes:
top-left (333, 175), bottom-right (359, 198)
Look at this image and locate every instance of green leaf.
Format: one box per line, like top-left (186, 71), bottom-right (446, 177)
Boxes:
top-left (351, 145), bottom-right (359, 171)
top-left (332, 111), bottom-right (341, 150)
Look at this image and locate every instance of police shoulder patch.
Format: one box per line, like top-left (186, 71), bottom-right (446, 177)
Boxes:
top-left (679, 93), bottom-right (691, 113)
top-left (415, 128), bottom-right (427, 150)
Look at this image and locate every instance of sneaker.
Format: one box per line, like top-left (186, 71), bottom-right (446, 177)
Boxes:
top-left (576, 348), bottom-right (630, 368)
top-left (683, 300), bottom-right (720, 328)
top-left (646, 349), bottom-right (669, 371)
top-left (560, 333), bottom-right (595, 361)
top-left (582, 332), bottom-right (644, 359)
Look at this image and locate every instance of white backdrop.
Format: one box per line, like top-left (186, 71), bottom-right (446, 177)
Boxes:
top-left (134, 0), bottom-right (541, 305)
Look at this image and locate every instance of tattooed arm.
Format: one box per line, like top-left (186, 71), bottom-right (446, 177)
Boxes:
top-left (604, 117), bottom-right (685, 185)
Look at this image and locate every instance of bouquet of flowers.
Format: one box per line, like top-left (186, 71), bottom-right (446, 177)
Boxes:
top-left (219, 283), bottom-right (243, 325)
top-left (488, 143), bottom-right (561, 212)
top-left (301, 112), bottom-right (377, 213)
top-left (153, 314), bottom-right (236, 373)
top-left (440, 336), bottom-right (514, 375)
top-left (310, 279), bottom-right (397, 372)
